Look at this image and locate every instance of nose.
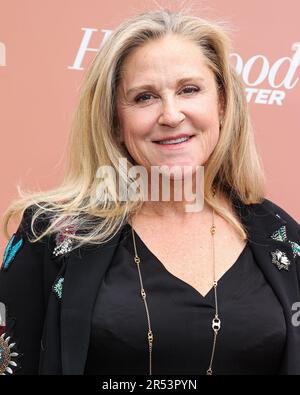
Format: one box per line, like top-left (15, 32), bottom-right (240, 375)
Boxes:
top-left (158, 97), bottom-right (185, 127)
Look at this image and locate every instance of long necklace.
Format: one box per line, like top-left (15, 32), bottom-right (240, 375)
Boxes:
top-left (130, 202), bottom-right (221, 375)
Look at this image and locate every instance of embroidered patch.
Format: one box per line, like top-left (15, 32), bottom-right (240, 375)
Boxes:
top-left (288, 240), bottom-right (300, 258)
top-left (271, 249), bottom-right (291, 271)
top-left (270, 225), bottom-right (300, 259)
top-left (0, 333), bottom-right (19, 375)
top-left (53, 225), bottom-right (76, 257)
top-left (270, 225), bottom-right (287, 242)
top-left (52, 276), bottom-right (64, 300)
top-left (1, 234), bottom-right (24, 271)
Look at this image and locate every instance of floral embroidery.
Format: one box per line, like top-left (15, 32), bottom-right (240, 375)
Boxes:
top-left (271, 249), bottom-right (291, 271)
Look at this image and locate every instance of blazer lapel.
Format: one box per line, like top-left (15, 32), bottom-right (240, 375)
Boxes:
top-left (235, 198), bottom-right (299, 301)
top-left (60, 225), bottom-right (124, 375)
top-left (234, 197), bottom-right (300, 374)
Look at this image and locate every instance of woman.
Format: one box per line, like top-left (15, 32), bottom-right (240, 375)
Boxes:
top-left (1, 9), bottom-right (300, 375)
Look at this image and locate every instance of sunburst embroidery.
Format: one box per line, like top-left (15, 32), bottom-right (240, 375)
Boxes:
top-left (0, 333), bottom-right (19, 375)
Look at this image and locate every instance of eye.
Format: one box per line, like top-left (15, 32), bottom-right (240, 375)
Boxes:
top-left (134, 86), bottom-right (200, 103)
top-left (134, 93), bottom-right (155, 103)
top-left (180, 86), bottom-right (200, 95)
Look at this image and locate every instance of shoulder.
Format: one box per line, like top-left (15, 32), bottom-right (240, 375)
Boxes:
top-left (18, 204), bottom-right (52, 239)
top-left (261, 198), bottom-right (300, 234)
top-left (233, 194), bottom-right (300, 247)
top-left (236, 194), bottom-right (299, 228)
top-left (1, 204), bottom-right (54, 273)
top-left (0, 204), bottom-right (54, 374)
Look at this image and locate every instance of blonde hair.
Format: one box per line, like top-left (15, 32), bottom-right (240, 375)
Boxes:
top-left (2, 9), bottom-right (265, 248)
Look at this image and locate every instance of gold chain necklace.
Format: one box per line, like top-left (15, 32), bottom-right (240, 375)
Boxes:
top-left (130, 201), bottom-right (221, 375)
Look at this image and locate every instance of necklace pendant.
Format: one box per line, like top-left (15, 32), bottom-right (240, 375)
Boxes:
top-left (206, 368), bottom-right (213, 375)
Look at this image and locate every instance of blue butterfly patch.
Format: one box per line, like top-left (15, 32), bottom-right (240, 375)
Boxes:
top-left (1, 234), bottom-right (24, 271)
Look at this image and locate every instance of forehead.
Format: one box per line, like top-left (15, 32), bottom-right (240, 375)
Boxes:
top-left (119, 35), bottom-right (214, 86)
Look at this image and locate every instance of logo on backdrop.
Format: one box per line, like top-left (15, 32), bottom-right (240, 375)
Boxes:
top-left (0, 42), bottom-right (6, 67)
top-left (230, 43), bottom-right (300, 106)
top-left (69, 28), bottom-right (300, 106)
top-left (68, 29), bottom-right (113, 71)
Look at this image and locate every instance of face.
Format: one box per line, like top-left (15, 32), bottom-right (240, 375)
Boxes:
top-left (116, 35), bottom-right (223, 174)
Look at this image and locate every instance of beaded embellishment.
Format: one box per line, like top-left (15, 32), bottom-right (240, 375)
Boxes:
top-left (1, 234), bottom-right (24, 271)
top-left (271, 249), bottom-right (291, 271)
top-left (0, 333), bottom-right (19, 375)
top-left (270, 226), bottom-right (287, 242)
top-left (288, 241), bottom-right (300, 259)
top-left (271, 225), bottom-right (300, 259)
top-left (53, 225), bottom-right (76, 257)
top-left (52, 276), bottom-right (64, 300)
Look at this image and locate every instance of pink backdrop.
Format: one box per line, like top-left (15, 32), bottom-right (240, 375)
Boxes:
top-left (0, 0), bottom-right (299, 253)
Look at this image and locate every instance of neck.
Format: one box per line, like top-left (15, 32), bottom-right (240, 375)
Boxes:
top-left (138, 200), bottom-right (211, 219)
top-left (134, 189), bottom-right (227, 223)
top-left (136, 169), bottom-right (210, 218)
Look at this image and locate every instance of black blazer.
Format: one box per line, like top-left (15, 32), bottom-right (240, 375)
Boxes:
top-left (1, 197), bottom-right (300, 375)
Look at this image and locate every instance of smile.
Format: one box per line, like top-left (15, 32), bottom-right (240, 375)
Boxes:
top-left (153, 135), bottom-right (195, 149)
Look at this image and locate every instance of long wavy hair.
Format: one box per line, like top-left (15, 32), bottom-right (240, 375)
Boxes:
top-left (2, 9), bottom-right (265, 248)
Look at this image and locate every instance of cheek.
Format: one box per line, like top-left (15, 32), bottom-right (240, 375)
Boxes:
top-left (193, 113), bottom-right (220, 133)
top-left (188, 95), bottom-right (220, 124)
top-left (122, 109), bottom-right (156, 140)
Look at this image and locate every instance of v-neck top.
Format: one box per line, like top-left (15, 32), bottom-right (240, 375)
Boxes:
top-left (84, 223), bottom-right (286, 375)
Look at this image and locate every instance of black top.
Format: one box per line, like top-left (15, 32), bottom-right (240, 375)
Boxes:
top-left (84, 223), bottom-right (286, 375)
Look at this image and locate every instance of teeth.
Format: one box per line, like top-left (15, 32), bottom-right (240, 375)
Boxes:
top-left (157, 136), bottom-right (190, 145)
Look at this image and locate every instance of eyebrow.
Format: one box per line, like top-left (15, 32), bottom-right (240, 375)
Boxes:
top-left (125, 77), bottom-right (205, 96)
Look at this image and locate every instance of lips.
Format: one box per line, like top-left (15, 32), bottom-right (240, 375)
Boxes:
top-left (152, 135), bottom-right (195, 150)
top-left (153, 133), bottom-right (194, 143)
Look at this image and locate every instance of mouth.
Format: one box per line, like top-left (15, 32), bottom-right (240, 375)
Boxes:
top-left (153, 135), bottom-right (195, 148)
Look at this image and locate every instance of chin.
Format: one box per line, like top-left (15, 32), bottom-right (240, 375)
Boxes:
top-left (159, 164), bottom-right (199, 179)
